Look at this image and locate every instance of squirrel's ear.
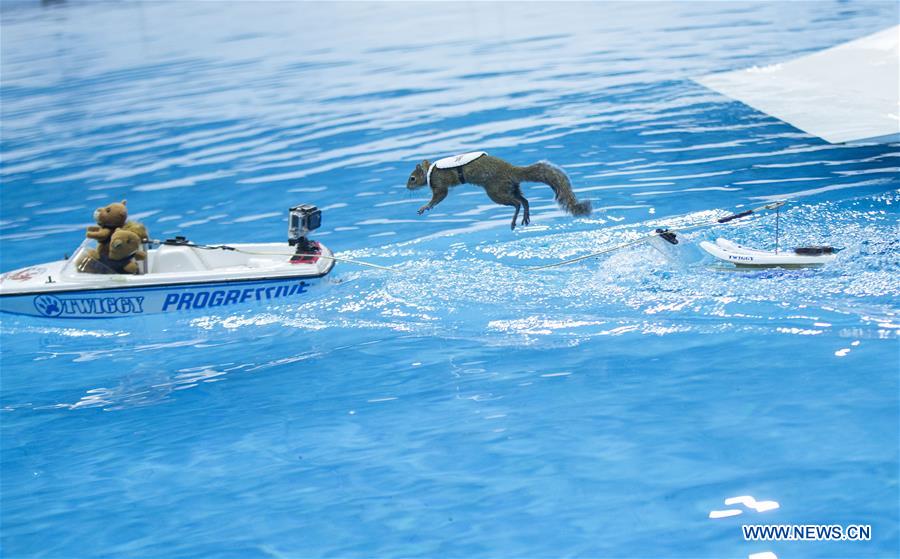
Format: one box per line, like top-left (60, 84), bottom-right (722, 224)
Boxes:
top-left (121, 200), bottom-right (127, 206)
top-left (415, 164), bottom-right (423, 173)
top-left (421, 159), bottom-right (430, 170)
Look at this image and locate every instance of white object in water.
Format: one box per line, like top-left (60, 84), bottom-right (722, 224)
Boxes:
top-left (696, 25), bottom-right (900, 144)
top-left (699, 238), bottom-right (837, 268)
top-left (427, 151), bottom-right (487, 186)
top-left (0, 240), bottom-right (335, 318)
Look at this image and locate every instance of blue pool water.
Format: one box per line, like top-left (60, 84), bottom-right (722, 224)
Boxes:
top-left (1, 2), bottom-right (898, 557)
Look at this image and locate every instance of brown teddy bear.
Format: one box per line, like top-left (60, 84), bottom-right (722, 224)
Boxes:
top-left (120, 220), bottom-right (149, 243)
top-left (86, 200), bottom-right (128, 258)
top-left (79, 228), bottom-right (147, 274)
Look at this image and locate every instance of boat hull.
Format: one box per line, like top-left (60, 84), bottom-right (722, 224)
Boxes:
top-left (0, 276), bottom-right (325, 319)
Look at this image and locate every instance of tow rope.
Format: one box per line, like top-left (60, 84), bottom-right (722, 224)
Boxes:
top-left (147, 201), bottom-right (786, 274)
top-left (147, 237), bottom-right (398, 272)
top-left (525, 201), bottom-right (786, 270)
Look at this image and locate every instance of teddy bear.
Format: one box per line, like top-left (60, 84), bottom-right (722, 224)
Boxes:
top-left (120, 220), bottom-right (149, 243)
top-left (79, 228), bottom-right (146, 274)
top-left (86, 200), bottom-right (128, 258)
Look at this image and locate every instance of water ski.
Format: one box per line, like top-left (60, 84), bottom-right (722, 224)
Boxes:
top-left (699, 238), bottom-right (837, 268)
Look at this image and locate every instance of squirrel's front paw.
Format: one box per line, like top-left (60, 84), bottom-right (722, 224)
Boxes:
top-left (417, 206), bottom-right (430, 215)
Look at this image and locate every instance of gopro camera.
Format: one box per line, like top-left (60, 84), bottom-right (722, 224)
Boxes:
top-left (288, 204), bottom-right (321, 247)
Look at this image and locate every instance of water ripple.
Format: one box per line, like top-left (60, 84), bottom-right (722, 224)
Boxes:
top-left (2, 2), bottom-right (898, 557)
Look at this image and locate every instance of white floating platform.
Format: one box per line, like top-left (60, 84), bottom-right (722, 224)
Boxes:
top-left (696, 25), bottom-right (900, 144)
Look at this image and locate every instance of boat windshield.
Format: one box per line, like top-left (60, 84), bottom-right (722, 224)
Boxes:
top-left (63, 239), bottom-right (148, 276)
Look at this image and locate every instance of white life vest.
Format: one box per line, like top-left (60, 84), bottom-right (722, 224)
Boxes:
top-left (427, 151), bottom-right (487, 187)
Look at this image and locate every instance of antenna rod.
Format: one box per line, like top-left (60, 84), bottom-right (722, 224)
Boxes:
top-left (775, 205), bottom-right (780, 254)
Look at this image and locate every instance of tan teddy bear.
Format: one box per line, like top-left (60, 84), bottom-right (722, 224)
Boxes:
top-left (86, 200), bottom-right (128, 258)
top-left (79, 228), bottom-right (146, 274)
top-left (120, 220), bottom-right (149, 243)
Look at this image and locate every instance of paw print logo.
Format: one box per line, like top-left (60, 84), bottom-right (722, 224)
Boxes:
top-left (33, 295), bottom-right (63, 317)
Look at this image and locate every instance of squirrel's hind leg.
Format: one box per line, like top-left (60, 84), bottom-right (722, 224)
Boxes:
top-left (510, 205), bottom-right (521, 230)
top-left (513, 185), bottom-right (530, 226)
top-left (485, 185), bottom-right (522, 230)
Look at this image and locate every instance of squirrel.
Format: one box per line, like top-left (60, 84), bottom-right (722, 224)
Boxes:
top-left (406, 152), bottom-right (591, 229)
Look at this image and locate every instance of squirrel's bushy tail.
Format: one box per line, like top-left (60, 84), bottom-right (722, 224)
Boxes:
top-left (518, 161), bottom-right (591, 216)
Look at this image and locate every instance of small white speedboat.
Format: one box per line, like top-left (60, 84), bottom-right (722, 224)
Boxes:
top-left (0, 204), bottom-right (335, 318)
top-left (699, 237), bottom-right (837, 268)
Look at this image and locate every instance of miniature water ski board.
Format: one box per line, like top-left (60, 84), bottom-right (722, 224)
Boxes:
top-left (699, 238), bottom-right (837, 268)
